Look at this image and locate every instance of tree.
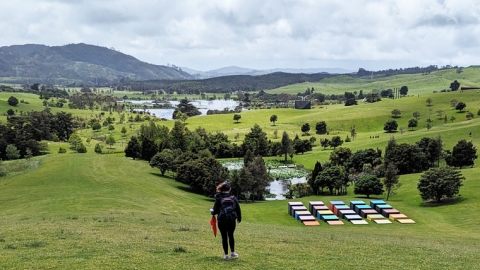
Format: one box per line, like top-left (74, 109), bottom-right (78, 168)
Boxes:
top-left (53, 111), bottom-right (75, 141)
top-left (446, 139), bottom-right (477, 168)
top-left (329, 147), bottom-right (352, 167)
top-left (5, 144), bottom-right (20, 160)
top-left (242, 124), bottom-right (268, 156)
top-left (92, 121), bottom-right (102, 131)
top-left (408, 119), bottom-right (418, 130)
top-left (7, 96), bottom-right (19, 106)
top-left (417, 166), bottom-right (464, 203)
top-left (270, 115), bottom-right (278, 125)
top-left (329, 136), bottom-right (343, 149)
top-left (413, 111), bottom-right (421, 120)
top-left (233, 114), bottom-right (241, 123)
top-left (150, 149), bottom-right (175, 175)
top-left (308, 161), bottom-right (323, 195)
top-left (140, 136), bottom-right (158, 161)
top-left (315, 166), bottom-right (348, 195)
top-left (315, 121), bottom-right (327, 134)
top-left (466, 111), bottom-right (474, 120)
top-left (383, 119), bottom-right (398, 132)
top-left (279, 131), bottom-right (293, 163)
top-left (354, 175), bottom-right (384, 198)
top-left (76, 142), bottom-right (87, 153)
top-left (94, 143), bottom-right (103, 154)
top-left (450, 80), bottom-right (460, 91)
top-left (426, 120), bottom-right (432, 131)
top-left (436, 110), bottom-right (444, 119)
top-left (350, 148), bottom-right (382, 173)
top-left (292, 134), bottom-right (302, 154)
top-left (68, 133), bottom-right (82, 150)
top-left (350, 127), bottom-right (357, 141)
top-left (301, 123), bottom-right (310, 135)
top-left (385, 142), bottom-right (429, 174)
top-left (383, 163), bottom-right (400, 201)
top-left (6, 109), bottom-right (14, 116)
top-left (426, 98), bottom-right (433, 106)
top-left (170, 121), bottom-right (187, 152)
top-left (399, 86), bottom-right (408, 96)
top-left (175, 111), bottom-right (189, 122)
top-left (455, 102), bottom-right (466, 112)
top-left (172, 99), bottom-right (201, 119)
top-left (121, 126), bottom-right (127, 137)
top-left (244, 156), bottom-right (270, 201)
top-left (416, 136), bottom-right (443, 168)
top-left (391, 109), bottom-right (401, 118)
top-left (309, 136), bottom-right (316, 146)
top-left (450, 115), bottom-right (456, 123)
top-left (320, 138), bottom-right (330, 149)
top-left (345, 98), bottom-right (357, 106)
top-left (106, 134), bottom-right (116, 148)
top-left (125, 136), bottom-right (142, 160)
top-left (176, 156), bottom-right (229, 196)
top-left (450, 99), bottom-right (458, 107)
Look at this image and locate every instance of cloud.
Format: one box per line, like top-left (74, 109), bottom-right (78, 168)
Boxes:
top-left (1, 0), bottom-right (479, 71)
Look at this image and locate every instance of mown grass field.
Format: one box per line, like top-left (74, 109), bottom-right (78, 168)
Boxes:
top-left (1, 68), bottom-right (480, 269)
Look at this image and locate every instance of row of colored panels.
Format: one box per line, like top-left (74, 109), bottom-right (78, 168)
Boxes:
top-left (289, 200), bottom-right (415, 225)
top-left (288, 202), bottom-right (353, 226)
top-left (330, 200), bottom-right (415, 224)
top-left (287, 202), bottom-right (321, 226)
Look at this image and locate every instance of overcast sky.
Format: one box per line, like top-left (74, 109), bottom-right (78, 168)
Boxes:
top-left (1, 0), bottom-right (479, 71)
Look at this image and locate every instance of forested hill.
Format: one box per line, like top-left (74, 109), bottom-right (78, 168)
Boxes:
top-left (118, 72), bottom-right (334, 94)
top-left (0, 43), bottom-right (193, 84)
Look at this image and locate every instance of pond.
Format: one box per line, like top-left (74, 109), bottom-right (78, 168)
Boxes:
top-left (267, 177), bottom-right (307, 200)
top-left (220, 160), bottom-right (308, 200)
top-left (126, 99), bottom-right (240, 120)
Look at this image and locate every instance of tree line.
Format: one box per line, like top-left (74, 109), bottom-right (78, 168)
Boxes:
top-left (0, 108), bottom-right (80, 160)
top-left (303, 135), bottom-right (476, 202)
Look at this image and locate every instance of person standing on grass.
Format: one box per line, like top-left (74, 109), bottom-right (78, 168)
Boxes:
top-left (212, 181), bottom-right (242, 260)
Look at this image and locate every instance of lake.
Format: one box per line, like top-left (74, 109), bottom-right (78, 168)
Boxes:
top-left (127, 99), bottom-right (240, 120)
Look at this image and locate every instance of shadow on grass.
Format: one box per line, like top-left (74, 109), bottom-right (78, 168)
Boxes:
top-left (419, 197), bottom-right (465, 207)
top-left (149, 172), bottom-right (175, 180)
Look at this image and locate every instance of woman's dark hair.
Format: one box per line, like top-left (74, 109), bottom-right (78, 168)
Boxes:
top-left (216, 181), bottom-right (231, 193)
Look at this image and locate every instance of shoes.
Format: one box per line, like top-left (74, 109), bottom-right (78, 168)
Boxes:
top-left (223, 255), bottom-right (229, 260)
top-left (230, 252), bottom-right (238, 259)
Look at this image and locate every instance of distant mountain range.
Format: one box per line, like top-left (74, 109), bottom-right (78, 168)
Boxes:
top-left (0, 43), bottom-right (353, 85)
top-left (181, 66), bottom-right (354, 79)
top-left (0, 43), bottom-right (193, 84)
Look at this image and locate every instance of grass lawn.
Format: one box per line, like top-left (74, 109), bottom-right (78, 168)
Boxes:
top-left (1, 153), bottom-right (479, 269)
top-left (2, 68), bottom-right (480, 268)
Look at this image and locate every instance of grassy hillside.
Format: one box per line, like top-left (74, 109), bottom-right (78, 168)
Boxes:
top-left (2, 68), bottom-right (480, 268)
top-left (269, 66), bottom-right (480, 96)
top-left (1, 151), bottom-right (479, 269)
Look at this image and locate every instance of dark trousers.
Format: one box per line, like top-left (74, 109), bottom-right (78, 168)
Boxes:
top-left (218, 219), bottom-right (236, 255)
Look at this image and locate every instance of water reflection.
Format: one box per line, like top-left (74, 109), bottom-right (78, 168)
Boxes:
top-left (266, 177), bottom-right (307, 200)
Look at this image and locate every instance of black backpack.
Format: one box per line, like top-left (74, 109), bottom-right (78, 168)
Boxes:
top-left (220, 195), bottom-right (237, 221)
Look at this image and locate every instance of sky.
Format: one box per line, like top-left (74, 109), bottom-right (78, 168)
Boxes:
top-left (1, 0), bottom-right (479, 72)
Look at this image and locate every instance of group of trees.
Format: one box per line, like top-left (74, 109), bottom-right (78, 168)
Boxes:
top-left (307, 147), bottom-right (383, 196)
top-left (118, 72), bottom-right (332, 94)
top-left (357, 65), bottom-right (441, 77)
top-left (172, 99), bottom-right (201, 120)
top-left (148, 143), bottom-right (271, 200)
top-left (304, 135), bottom-right (475, 202)
top-left (68, 92), bottom-right (120, 112)
top-left (0, 108), bottom-right (79, 160)
top-left (125, 119), bottom-right (320, 198)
